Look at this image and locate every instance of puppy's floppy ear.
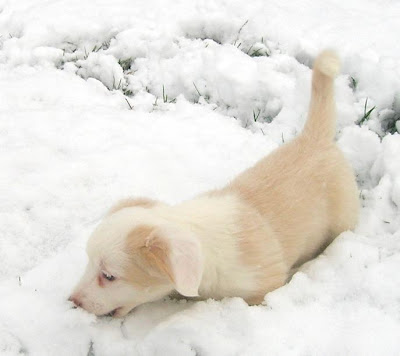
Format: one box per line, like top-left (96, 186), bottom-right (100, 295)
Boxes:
top-left (108, 197), bottom-right (158, 215)
top-left (142, 226), bottom-right (203, 297)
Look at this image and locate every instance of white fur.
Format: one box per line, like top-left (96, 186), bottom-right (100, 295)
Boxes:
top-left (171, 195), bottom-right (260, 299)
top-left (70, 195), bottom-right (259, 315)
top-left (70, 51), bottom-right (359, 317)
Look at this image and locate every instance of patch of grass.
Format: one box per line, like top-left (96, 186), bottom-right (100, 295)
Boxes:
top-left (251, 109), bottom-right (274, 124)
top-left (162, 85), bottom-right (167, 103)
top-left (118, 58), bottom-right (132, 72)
top-left (249, 47), bottom-right (265, 57)
top-left (87, 38), bottom-right (114, 54)
top-left (193, 82), bottom-right (202, 97)
top-left (385, 116), bottom-right (399, 134)
top-left (110, 74), bottom-right (134, 98)
top-left (125, 98), bottom-right (133, 110)
top-left (358, 98), bottom-right (376, 125)
top-left (193, 82), bottom-right (210, 103)
top-left (122, 88), bottom-right (133, 96)
top-left (63, 42), bottom-right (78, 54)
top-left (91, 44), bottom-right (102, 53)
top-left (162, 85), bottom-right (176, 103)
top-left (233, 19), bottom-right (249, 48)
top-left (246, 38), bottom-right (270, 57)
top-left (253, 109), bottom-right (261, 122)
top-left (87, 341), bottom-right (95, 356)
top-left (349, 76), bottom-right (358, 91)
top-left (57, 37), bottom-right (139, 103)
top-left (101, 38), bottom-right (113, 51)
top-left (113, 77), bottom-right (123, 90)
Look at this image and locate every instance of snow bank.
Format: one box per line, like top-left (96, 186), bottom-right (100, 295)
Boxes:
top-left (0, 0), bottom-right (399, 355)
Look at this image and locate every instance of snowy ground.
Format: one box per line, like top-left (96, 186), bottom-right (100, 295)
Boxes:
top-left (0, 0), bottom-right (400, 355)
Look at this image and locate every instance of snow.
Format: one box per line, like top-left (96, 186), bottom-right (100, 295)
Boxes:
top-left (0, 0), bottom-right (399, 354)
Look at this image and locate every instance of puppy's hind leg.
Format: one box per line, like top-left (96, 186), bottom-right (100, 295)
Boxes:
top-left (327, 153), bottom-right (360, 238)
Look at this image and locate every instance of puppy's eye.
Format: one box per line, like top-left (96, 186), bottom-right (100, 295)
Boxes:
top-left (102, 271), bottom-right (115, 281)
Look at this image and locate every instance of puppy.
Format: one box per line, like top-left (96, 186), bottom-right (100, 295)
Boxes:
top-left (69, 51), bottom-right (359, 317)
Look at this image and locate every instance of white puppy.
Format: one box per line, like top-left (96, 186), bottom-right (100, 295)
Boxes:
top-left (69, 51), bottom-right (359, 317)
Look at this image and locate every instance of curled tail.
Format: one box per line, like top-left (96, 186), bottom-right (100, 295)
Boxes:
top-left (302, 50), bottom-right (340, 142)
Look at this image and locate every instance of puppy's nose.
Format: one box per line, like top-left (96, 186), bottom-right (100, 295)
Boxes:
top-left (68, 295), bottom-right (82, 308)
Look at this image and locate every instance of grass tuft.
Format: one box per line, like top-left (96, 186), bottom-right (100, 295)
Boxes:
top-left (122, 88), bottom-right (133, 96)
top-left (193, 82), bottom-right (202, 97)
top-left (253, 109), bottom-right (261, 122)
top-left (246, 38), bottom-right (270, 57)
top-left (233, 19), bottom-right (249, 47)
top-left (385, 116), bottom-right (399, 134)
top-left (118, 58), bottom-right (132, 72)
top-left (193, 82), bottom-right (210, 103)
top-left (162, 85), bottom-right (176, 103)
top-left (162, 85), bottom-right (167, 103)
top-left (113, 77), bottom-right (123, 91)
top-left (358, 98), bottom-right (376, 125)
top-left (87, 341), bottom-right (95, 356)
top-left (350, 76), bottom-right (358, 91)
top-left (125, 98), bottom-right (133, 110)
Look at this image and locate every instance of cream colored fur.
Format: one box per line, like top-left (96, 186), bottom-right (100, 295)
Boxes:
top-left (70, 50), bottom-right (359, 317)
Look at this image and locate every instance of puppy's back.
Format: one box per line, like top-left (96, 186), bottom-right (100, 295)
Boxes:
top-left (224, 51), bottom-right (359, 268)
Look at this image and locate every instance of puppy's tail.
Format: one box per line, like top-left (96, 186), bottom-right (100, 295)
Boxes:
top-left (302, 50), bottom-right (340, 143)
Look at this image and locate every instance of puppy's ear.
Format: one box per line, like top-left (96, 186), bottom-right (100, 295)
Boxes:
top-left (142, 227), bottom-right (203, 297)
top-left (108, 197), bottom-right (158, 215)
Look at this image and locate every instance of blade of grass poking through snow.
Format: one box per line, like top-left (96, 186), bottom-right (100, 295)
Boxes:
top-left (118, 58), bottom-right (132, 72)
top-left (193, 82), bottom-right (202, 97)
top-left (115, 78), bottom-right (122, 90)
top-left (253, 109), bottom-right (261, 122)
top-left (246, 37), bottom-right (270, 57)
top-left (125, 98), bottom-right (133, 110)
top-left (386, 116), bottom-right (399, 134)
top-left (233, 19), bottom-right (249, 47)
top-left (359, 98), bottom-right (376, 125)
top-left (162, 85), bottom-right (167, 103)
top-left (350, 76), bottom-right (358, 91)
top-left (161, 85), bottom-right (176, 104)
top-left (251, 48), bottom-right (262, 56)
top-left (87, 341), bottom-right (94, 356)
top-left (123, 88), bottom-right (133, 96)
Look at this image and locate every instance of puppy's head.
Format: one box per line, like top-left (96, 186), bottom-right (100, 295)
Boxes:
top-left (69, 206), bottom-right (203, 317)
